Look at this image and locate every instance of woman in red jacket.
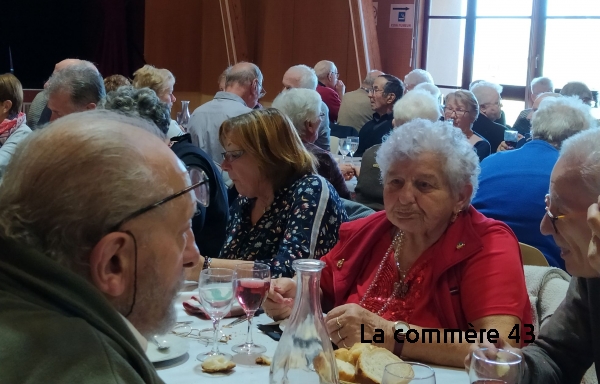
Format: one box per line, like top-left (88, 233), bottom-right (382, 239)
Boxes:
top-left (264, 118), bottom-right (532, 368)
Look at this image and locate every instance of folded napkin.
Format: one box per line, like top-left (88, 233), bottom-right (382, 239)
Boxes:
top-left (182, 295), bottom-right (246, 319)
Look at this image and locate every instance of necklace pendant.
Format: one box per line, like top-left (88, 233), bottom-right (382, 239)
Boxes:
top-left (399, 282), bottom-right (409, 298)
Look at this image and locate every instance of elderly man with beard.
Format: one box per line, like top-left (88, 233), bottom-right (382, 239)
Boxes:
top-left (0, 111), bottom-right (200, 383)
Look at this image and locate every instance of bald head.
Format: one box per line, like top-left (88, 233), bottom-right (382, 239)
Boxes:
top-left (0, 110), bottom-right (178, 269)
top-left (527, 92), bottom-right (561, 120)
top-left (282, 65), bottom-right (318, 90)
top-left (362, 70), bottom-right (385, 88)
top-left (224, 61), bottom-right (264, 108)
top-left (46, 59), bottom-right (99, 89)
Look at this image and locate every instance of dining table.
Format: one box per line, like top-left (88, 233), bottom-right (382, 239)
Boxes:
top-left (151, 285), bottom-right (471, 383)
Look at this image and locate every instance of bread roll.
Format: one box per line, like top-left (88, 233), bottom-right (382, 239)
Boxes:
top-left (356, 348), bottom-right (413, 384)
top-left (335, 348), bottom-right (353, 363)
top-left (201, 355), bottom-right (236, 373)
top-left (336, 358), bottom-right (357, 382)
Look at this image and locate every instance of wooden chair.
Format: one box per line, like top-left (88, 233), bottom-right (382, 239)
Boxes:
top-left (520, 242), bottom-right (550, 267)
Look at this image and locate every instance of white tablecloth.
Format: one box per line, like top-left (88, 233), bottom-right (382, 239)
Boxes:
top-left (155, 290), bottom-right (469, 383)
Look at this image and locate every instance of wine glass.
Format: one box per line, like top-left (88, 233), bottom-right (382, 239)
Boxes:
top-left (504, 130), bottom-right (519, 149)
top-left (338, 138), bottom-right (350, 164)
top-left (232, 263), bottom-right (271, 354)
top-left (347, 136), bottom-right (359, 164)
top-left (196, 268), bottom-right (235, 362)
top-left (469, 347), bottom-right (522, 384)
top-left (382, 362), bottom-right (436, 383)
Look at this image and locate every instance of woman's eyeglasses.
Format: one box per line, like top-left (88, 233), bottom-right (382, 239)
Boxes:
top-left (443, 107), bottom-right (469, 117)
top-left (222, 150), bottom-right (245, 162)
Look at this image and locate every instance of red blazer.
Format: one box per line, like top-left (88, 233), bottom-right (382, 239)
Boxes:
top-left (320, 206), bottom-right (533, 345)
top-left (317, 83), bottom-right (341, 123)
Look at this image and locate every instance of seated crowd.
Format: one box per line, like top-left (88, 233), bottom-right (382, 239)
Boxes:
top-left (1, 56), bottom-right (599, 383)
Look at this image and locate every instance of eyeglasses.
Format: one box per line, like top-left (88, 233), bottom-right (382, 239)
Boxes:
top-left (443, 107), bottom-right (469, 117)
top-left (259, 85), bottom-right (267, 98)
top-left (368, 88), bottom-right (384, 95)
top-left (331, 71), bottom-right (339, 77)
top-left (481, 101), bottom-right (503, 109)
top-left (222, 149), bottom-right (245, 162)
top-left (545, 194), bottom-right (565, 233)
top-left (110, 169), bottom-right (210, 231)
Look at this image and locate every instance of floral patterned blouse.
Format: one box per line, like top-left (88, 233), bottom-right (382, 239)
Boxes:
top-left (219, 174), bottom-right (348, 278)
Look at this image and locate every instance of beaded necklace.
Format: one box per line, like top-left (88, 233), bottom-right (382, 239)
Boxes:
top-left (358, 230), bottom-right (410, 316)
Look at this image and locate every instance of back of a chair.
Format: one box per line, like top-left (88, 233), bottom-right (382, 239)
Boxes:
top-left (520, 242), bottom-right (550, 267)
top-left (330, 136), bottom-right (339, 156)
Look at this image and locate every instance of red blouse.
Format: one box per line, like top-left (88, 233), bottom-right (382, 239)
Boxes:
top-left (345, 234), bottom-right (442, 328)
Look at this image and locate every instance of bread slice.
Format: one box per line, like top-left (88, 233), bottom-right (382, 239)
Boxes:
top-left (349, 343), bottom-right (375, 365)
top-left (256, 355), bottom-right (272, 366)
top-left (335, 348), bottom-right (353, 363)
top-left (201, 355), bottom-right (236, 373)
top-left (336, 358), bottom-right (356, 382)
top-left (356, 348), bottom-right (412, 384)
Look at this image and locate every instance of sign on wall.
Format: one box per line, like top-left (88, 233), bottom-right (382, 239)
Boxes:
top-left (389, 4), bottom-right (414, 29)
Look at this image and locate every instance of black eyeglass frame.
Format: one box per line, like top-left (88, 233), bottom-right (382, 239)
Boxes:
top-left (110, 176), bottom-right (210, 232)
top-left (544, 194), bottom-right (565, 234)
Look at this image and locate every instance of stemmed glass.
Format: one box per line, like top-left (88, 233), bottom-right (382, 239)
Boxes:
top-left (382, 362), bottom-right (436, 383)
top-left (232, 263), bottom-right (271, 354)
top-left (196, 268), bottom-right (235, 362)
top-left (347, 136), bottom-right (359, 164)
top-left (338, 138), bottom-right (350, 164)
top-left (469, 347), bottom-right (522, 384)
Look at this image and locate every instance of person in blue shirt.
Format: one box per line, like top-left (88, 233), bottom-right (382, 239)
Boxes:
top-left (473, 95), bottom-right (596, 269)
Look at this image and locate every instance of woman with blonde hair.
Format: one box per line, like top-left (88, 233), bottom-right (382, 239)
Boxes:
top-left (132, 64), bottom-right (182, 138)
top-left (204, 108), bottom-right (347, 278)
top-left (0, 73), bottom-right (31, 180)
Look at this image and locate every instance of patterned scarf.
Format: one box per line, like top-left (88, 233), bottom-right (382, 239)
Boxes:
top-left (0, 112), bottom-right (25, 146)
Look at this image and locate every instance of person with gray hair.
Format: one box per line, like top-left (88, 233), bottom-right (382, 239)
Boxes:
top-left (46, 63), bottom-right (106, 122)
top-left (338, 69), bottom-right (385, 131)
top-left (403, 68), bottom-right (434, 93)
top-left (473, 96), bottom-right (595, 269)
top-left (187, 61), bottom-right (264, 164)
top-left (560, 81), bottom-right (594, 106)
top-left (512, 76), bottom-right (555, 134)
top-left (355, 90), bottom-right (442, 210)
top-left (264, 118), bottom-right (532, 368)
top-left (27, 58), bottom-right (99, 129)
top-left (0, 110), bottom-right (200, 382)
top-left (315, 60), bottom-right (345, 123)
top-left (99, 86), bottom-right (171, 135)
top-left (470, 81), bottom-right (506, 153)
top-left (272, 88), bottom-right (350, 199)
top-left (444, 90), bottom-right (491, 161)
top-left (281, 64), bottom-right (331, 151)
top-left (466, 126), bottom-right (600, 383)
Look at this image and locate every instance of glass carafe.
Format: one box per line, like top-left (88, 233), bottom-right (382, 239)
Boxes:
top-left (177, 100), bottom-right (190, 132)
top-left (269, 259), bottom-right (339, 384)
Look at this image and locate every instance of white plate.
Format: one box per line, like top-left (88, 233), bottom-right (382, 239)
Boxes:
top-left (146, 334), bottom-right (189, 363)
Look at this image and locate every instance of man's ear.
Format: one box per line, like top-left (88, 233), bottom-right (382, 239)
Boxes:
top-left (85, 103), bottom-right (96, 111)
top-left (88, 232), bottom-right (135, 298)
top-left (386, 93), bottom-right (397, 105)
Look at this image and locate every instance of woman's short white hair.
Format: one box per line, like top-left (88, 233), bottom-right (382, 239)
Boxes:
top-left (560, 127), bottom-right (600, 195)
top-left (393, 89), bottom-right (441, 126)
top-left (531, 96), bottom-right (596, 146)
top-left (272, 88), bottom-right (322, 137)
top-left (376, 119), bottom-right (480, 207)
top-left (413, 82), bottom-right (441, 99)
top-left (288, 65), bottom-right (318, 90)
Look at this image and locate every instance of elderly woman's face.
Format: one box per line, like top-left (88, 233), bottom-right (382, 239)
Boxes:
top-left (159, 83), bottom-right (176, 109)
top-left (541, 158), bottom-right (599, 277)
top-left (444, 97), bottom-right (475, 133)
top-left (383, 152), bottom-right (467, 238)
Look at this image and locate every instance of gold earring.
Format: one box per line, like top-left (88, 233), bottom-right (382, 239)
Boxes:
top-left (451, 209), bottom-right (462, 223)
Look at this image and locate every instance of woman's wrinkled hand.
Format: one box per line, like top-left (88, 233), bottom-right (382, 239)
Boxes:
top-left (339, 163), bottom-right (358, 181)
top-left (325, 304), bottom-right (393, 349)
top-left (587, 196), bottom-right (600, 274)
top-left (263, 278), bottom-right (296, 321)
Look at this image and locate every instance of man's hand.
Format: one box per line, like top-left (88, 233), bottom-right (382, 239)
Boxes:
top-left (464, 338), bottom-right (523, 374)
top-left (325, 304), bottom-right (393, 350)
top-left (497, 141), bottom-right (511, 152)
top-left (335, 80), bottom-right (346, 97)
top-left (339, 163), bottom-right (358, 181)
top-left (263, 278), bottom-right (296, 320)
